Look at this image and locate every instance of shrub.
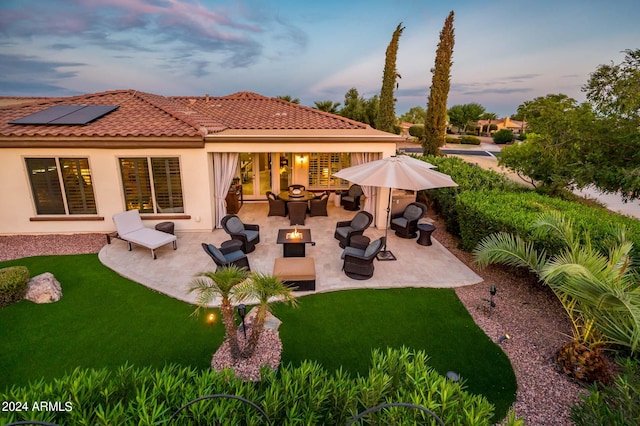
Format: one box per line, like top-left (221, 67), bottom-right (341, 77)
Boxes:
top-left (492, 129), bottom-right (514, 144)
top-left (0, 266), bottom-right (29, 307)
top-left (445, 136), bottom-right (458, 144)
top-left (517, 132), bottom-right (527, 141)
top-left (408, 124), bottom-right (424, 138)
top-left (571, 357), bottom-right (640, 425)
top-left (459, 135), bottom-right (481, 145)
top-left (0, 348), bottom-right (496, 425)
top-left (415, 155), bottom-right (517, 235)
top-left (456, 190), bottom-right (640, 256)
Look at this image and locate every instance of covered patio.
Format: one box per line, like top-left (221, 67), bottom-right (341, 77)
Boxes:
top-left (99, 202), bottom-right (482, 306)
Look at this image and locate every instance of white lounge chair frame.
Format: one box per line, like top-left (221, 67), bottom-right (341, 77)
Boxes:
top-left (112, 210), bottom-right (177, 259)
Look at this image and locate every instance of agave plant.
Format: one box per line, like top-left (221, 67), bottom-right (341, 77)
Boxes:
top-left (188, 265), bottom-right (250, 360)
top-left (473, 212), bottom-right (640, 381)
top-left (234, 272), bottom-right (297, 359)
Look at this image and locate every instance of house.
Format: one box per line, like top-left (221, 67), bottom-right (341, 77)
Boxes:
top-left (476, 117), bottom-right (527, 134)
top-left (0, 90), bottom-right (401, 235)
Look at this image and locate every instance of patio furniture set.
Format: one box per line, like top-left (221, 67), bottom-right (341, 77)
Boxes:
top-left (108, 184), bottom-right (434, 287)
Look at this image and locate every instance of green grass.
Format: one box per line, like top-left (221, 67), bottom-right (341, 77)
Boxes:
top-left (0, 254), bottom-right (516, 420)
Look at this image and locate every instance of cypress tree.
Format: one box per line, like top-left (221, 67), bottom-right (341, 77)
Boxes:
top-left (377, 23), bottom-right (405, 133)
top-left (423, 11), bottom-right (455, 156)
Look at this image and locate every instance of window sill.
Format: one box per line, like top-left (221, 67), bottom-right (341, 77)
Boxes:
top-left (140, 214), bottom-right (191, 220)
top-left (30, 216), bottom-right (105, 222)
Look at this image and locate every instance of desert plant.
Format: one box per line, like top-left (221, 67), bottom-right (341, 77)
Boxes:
top-left (234, 272), bottom-right (296, 358)
top-left (0, 266), bottom-right (29, 307)
top-left (492, 129), bottom-right (514, 144)
top-left (188, 265), bottom-right (250, 360)
top-left (474, 212), bottom-right (640, 382)
top-left (571, 357), bottom-right (640, 425)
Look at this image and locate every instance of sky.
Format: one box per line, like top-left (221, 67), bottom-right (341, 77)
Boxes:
top-left (1, 0), bottom-right (639, 118)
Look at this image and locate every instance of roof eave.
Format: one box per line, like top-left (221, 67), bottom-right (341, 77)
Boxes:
top-left (0, 136), bottom-right (205, 149)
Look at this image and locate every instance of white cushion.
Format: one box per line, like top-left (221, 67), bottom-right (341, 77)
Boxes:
top-left (119, 228), bottom-right (176, 250)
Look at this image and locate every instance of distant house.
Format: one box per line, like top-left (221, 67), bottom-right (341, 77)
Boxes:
top-left (0, 90), bottom-right (401, 235)
top-left (477, 117), bottom-right (527, 134)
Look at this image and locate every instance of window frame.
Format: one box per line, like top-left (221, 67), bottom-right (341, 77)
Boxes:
top-left (118, 156), bottom-right (185, 215)
top-left (24, 156), bottom-right (98, 216)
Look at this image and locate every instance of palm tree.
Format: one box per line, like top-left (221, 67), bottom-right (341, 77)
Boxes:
top-left (473, 212), bottom-right (640, 381)
top-left (234, 272), bottom-right (296, 358)
top-left (188, 265), bottom-right (250, 360)
top-left (313, 100), bottom-right (341, 114)
top-left (277, 95), bottom-right (300, 104)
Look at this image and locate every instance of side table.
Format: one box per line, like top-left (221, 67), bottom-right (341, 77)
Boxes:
top-left (155, 221), bottom-right (175, 235)
top-left (221, 239), bottom-right (244, 253)
top-left (350, 235), bottom-right (371, 250)
top-left (416, 223), bottom-right (436, 246)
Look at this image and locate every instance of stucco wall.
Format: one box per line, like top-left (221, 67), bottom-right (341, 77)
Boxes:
top-left (0, 147), bottom-right (213, 235)
top-left (1, 140), bottom-right (396, 235)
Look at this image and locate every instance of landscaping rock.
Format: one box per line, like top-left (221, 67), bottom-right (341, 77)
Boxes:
top-left (24, 272), bottom-right (62, 303)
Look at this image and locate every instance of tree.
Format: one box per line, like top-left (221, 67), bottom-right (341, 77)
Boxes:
top-left (423, 11), bottom-right (455, 156)
top-left (234, 273), bottom-right (296, 358)
top-left (583, 48), bottom-right (640, 120)
top-left (399, 106), bottom-right (426, 124)
top-left (189, 265), bottom-right (250, 361)
top-left (498, 94), bottom-right (593, 194)
top-left (377, 22), bottom-right (404, 133)
top-left (313, 100), bottom-right (341, 114)
top-left (447, 103), bottom-right (485, 133)
top-left (474, 212), bottom-right (640, 382)
top-left (277, 95), bottom-right (300, 104)
top-left (480, 112), bottom-right (498, 133)
top-left (339, 87), bottom-right (378, 126)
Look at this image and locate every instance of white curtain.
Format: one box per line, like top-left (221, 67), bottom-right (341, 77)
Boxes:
top-left (213, 152), bottom-right (239, 228)
top-left (351, 152), bottom-right (381, 223)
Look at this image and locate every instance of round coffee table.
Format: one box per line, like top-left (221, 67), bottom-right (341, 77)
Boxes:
top-left (416, 223), bottom-right (436, 246)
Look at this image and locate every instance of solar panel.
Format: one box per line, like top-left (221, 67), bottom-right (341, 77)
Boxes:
top-left (9, 105), bottom-right (119, 125)
top-left (49, 105), bottom-right (119, 124)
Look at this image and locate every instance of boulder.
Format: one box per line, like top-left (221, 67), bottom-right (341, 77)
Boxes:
top-left (24, 272), bottom-right (62, 303)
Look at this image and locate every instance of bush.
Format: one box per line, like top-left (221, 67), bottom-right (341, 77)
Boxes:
top-left (408, 124), bottom-right (424, 138)
top-left (0, 266), bottom-right (29, 307)
top-left (517, 132), bottom-right (527, 141)
top-left (445, 136), bottom-right (458, 144)
top-left (414, 155), bottom-right (517, 235)
top-left (492, 129), bottom-right (514, 144)
top-left (571, 357), bottom-right (640, 425)
top-left (0, 348), bottom-right (496, 425)
top-left (456, 190), bottom-right (640, 256)
top-left (459, 135), bottom-right (481, 145)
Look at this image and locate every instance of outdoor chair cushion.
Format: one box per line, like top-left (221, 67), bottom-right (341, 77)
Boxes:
top-left (205, 243), bottom-right (227, 264)
top-left (225, 216), bottom-right (245, 234)
top-left (404, 204), bottom-right (424, 220)
top-left (351, 212), bottom-right (371, 230)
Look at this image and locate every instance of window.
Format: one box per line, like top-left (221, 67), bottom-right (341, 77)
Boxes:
top-left (308, 153), bottom-right (350, 189)
top-left (25, 158), bottom-right (97, 215)
top-left (119, 157), bottom-right (184, 213)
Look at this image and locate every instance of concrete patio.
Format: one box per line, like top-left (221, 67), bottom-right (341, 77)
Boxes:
top-left (99, 202), bottom-right (482, 306)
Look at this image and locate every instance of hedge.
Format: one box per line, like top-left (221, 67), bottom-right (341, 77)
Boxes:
top-left (0, 347), bottom-right (497, 425)
top-left (415, 155), bottom-right (519, 235)
top-left (456, 190), bottom-right (640, 257)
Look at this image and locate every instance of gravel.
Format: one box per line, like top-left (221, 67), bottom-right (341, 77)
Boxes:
top-left (0, 228), bottom-right (586, 424)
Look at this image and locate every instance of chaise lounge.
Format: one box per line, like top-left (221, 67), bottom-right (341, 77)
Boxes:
top-left (112, 210), bottom-right (177, 259)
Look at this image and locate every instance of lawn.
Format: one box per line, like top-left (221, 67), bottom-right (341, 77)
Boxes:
top-left (0, 254), bottom-right (516, 419)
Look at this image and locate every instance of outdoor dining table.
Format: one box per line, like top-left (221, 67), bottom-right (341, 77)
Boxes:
top-left (278, 190), bottom-right (316, 202)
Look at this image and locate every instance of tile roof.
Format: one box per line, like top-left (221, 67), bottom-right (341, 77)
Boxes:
top-left (169, 91), bottom-right (370, 132)
top-left (0, 89), bottom-right (388, 144)
top-left (0, 90), bottom-right (203, 139)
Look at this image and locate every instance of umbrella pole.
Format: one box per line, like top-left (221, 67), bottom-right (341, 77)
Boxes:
top-left (376, 188), bottom-right (397, 261)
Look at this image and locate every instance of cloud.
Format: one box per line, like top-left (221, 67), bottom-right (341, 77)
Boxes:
top-left (0, 0), bottom-right (298, 71)
top-left (0, 80), bottom-right (81, 96)
top-left (0, 53), bottom-right (86, 96)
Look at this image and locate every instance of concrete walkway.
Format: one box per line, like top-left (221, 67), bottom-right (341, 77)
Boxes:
top-left (99, 203), bottom-right (482, 306)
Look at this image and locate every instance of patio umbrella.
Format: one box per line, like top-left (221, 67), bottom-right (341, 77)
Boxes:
top-left (333, 155), bottom-right (458, 260)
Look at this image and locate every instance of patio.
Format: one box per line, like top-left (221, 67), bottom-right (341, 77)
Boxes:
top-left (99, 202), bottom-right (482, 306)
